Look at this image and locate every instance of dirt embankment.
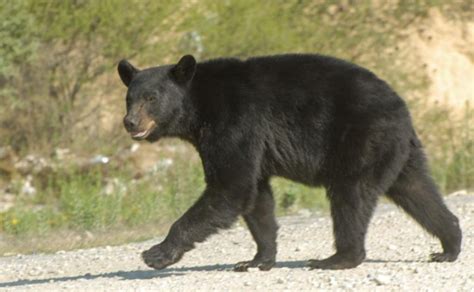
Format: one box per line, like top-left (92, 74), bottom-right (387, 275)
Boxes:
top-left (408, 8), bottom-right (474, 110)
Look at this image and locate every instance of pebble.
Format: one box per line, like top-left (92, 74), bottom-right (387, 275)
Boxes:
top-left (373, 274), bottom-right (391, 285)
top-left (28, 268), bottom-right (42, 276)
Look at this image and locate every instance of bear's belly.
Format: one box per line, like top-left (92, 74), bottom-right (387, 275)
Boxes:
top-left (263, 152), bottom-right (325, 187)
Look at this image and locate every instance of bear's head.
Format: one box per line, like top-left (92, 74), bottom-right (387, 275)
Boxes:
top-left (118, 55), bottom-right (196, 142)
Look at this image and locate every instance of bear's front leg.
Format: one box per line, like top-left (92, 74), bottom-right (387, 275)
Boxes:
top-left (142, 240), bottom-right (185, 270)
top-left (234, 180), bottom-right (278, 272)
top-left (142, 188), bottom-right (242, 270)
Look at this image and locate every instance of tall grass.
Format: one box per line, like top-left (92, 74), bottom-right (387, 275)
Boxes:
top-left (0, 152), bottom-right (204, 235)
top-left (415, 101), bottom-right (473, 193)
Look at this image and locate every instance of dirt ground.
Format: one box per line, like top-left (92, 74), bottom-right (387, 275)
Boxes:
top-left (0, 193), bottom-right (472, 291)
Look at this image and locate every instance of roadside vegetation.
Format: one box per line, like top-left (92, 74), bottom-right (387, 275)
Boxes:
top-left (0, 0), bottom-right (472, 254)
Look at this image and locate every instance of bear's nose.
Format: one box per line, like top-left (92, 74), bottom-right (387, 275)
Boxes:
top-left (123, 115), bottom-right (139, 132)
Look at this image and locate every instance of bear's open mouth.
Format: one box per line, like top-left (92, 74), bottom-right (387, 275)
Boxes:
top-left (131, 120), bottom-right (157, 140)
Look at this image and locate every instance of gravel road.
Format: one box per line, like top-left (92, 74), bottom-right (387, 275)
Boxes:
top-left (0, 193), bottom-right (473, 291)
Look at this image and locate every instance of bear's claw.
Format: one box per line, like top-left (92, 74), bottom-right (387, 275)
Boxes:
top-left (233, 259), bottom-right (275, 272)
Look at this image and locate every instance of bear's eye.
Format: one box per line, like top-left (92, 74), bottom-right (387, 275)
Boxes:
top-left (145, 96), bottom-right (156, 102)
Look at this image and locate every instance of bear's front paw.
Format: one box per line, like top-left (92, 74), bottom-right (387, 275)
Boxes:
top-left (142, 243), bottom-right (184, 270)
top-left (234, 258), bottom-right (275, 272)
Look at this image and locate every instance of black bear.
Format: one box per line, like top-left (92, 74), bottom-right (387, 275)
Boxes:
top-left (117, 54), bottom-right (462, 271)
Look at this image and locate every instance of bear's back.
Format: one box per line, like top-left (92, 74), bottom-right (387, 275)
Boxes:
top-left (192, 54), bottom-right (411, 184)
top-left (192, 54), bottom-right (403, 127)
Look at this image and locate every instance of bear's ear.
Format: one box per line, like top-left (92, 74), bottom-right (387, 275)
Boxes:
top-left (170, 55), bottom-right (196, 84)
top-left (118, 59), bottom-right (139, 87)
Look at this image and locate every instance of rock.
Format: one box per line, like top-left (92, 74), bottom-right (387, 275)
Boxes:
top-left (0, 192), bottom-right (15, 212)
top-left (90, 155), bottom-right (110, 165)
top-left (28, 268), bottom-right (42, 276)
top-left (103, 178), bottom-right (127, 196)
top-left (341, 282), bottom-right (354, 289)
top-left (15, 154), bottom-right (51, 176)
top-left (327, 5), bottom-right (339, 15)
top-left (85, 231), bottom-right (94, 240)
top-left (297, 209), bottom-right (311, 217)
top-left (449, 190), bottom-right (468, 197)
top-left (53, 148), bottom-right (73, 161)
top-left (20, 175), bottom-right (36, 196)
top-left (130, 143), bottom-right (140, 153)
top-left (149, 158), bottom-right (174, 175)
top-left (372, 274), bottom-right (391, 285)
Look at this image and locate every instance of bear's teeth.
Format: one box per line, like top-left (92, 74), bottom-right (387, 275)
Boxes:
top-left (132, 130), bottom-right (148, 138)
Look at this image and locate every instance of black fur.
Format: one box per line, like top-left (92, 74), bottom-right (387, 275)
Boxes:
top-left (118, 54), bottom-right (462, 271)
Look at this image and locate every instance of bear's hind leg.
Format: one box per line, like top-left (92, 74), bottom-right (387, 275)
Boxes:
top-left (234, 181), bottom-right (278, 272)
top-left (309, 183), bottom-right (378, 270)
top-left (386, 149), bottom-right (462, 262)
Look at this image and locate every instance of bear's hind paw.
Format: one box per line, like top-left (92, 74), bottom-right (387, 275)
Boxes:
top-left (430, 252), bottom-right (458, 262)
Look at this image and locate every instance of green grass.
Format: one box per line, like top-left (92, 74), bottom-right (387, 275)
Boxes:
top-left (0, 155), bottom-right (330, 254)
top-left (413, 101), bottom-right (473, 193)
top-left (0, 167), bottom-right (328, 236)
top-left (272, 179), bottom-right (328, 215)
top-left (0, 153), bottom-right (203, 235)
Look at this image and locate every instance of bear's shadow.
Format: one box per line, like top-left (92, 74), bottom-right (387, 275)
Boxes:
top-left (0, 259), bottom-right (424, 288)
